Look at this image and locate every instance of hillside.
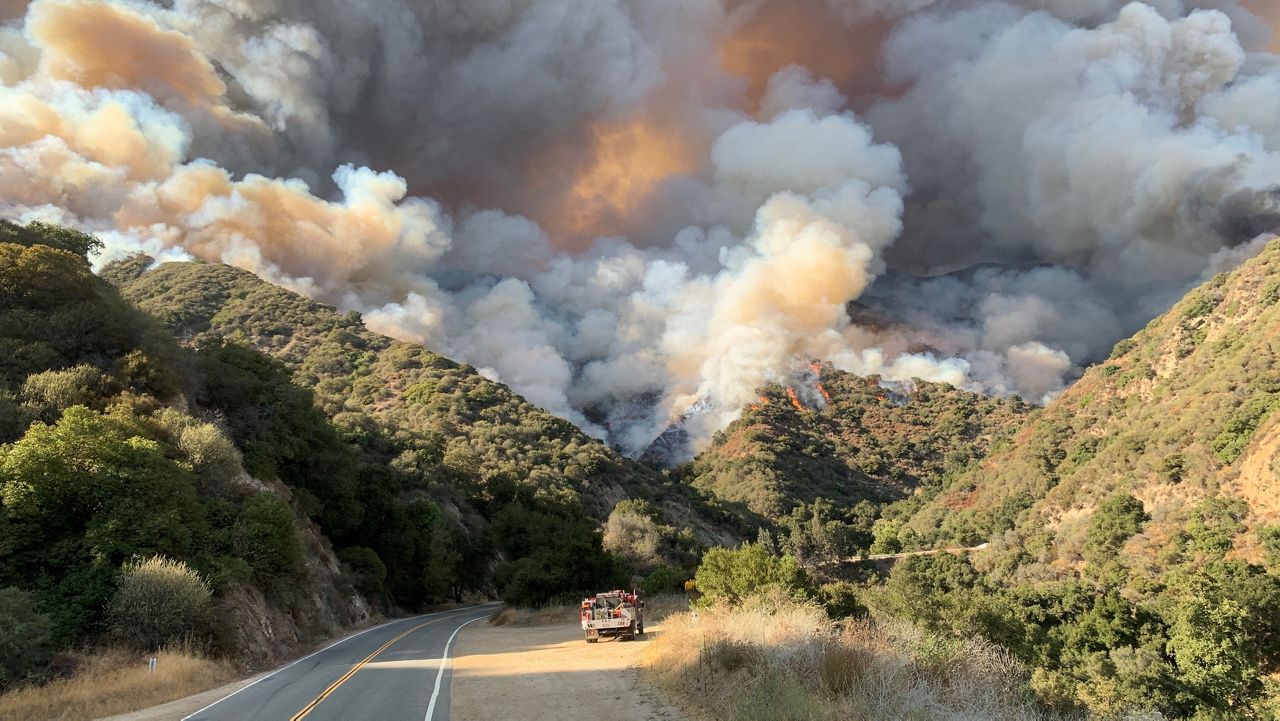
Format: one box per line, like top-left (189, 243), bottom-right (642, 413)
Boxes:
top-left (0, 220), bottom-right (732, 698)
top-left (114, 261), bottom-right (732, 542)
top-left (901, 240), bottom-right (1280, 562)
top-left (0, 222), bottom-right (366, 677)
top-left (681, 369), bottom-right (1029, 520)
top-left (859, 240), bottom-right (1280, 719)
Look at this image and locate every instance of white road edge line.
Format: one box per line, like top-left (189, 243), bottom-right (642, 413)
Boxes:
top-left (423, 614), bottom-right (485, 721)
top-left (181, 603), bottom-right (499, 721)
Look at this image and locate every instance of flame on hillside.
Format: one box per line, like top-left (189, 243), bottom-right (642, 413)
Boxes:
top-left (786, 386), bottom-right (806, 412)
top-left (809, 362), bottom-right (832, 403)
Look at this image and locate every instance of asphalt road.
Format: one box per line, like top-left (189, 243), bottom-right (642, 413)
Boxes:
top-left (183, 604), bottom-right (498, 721)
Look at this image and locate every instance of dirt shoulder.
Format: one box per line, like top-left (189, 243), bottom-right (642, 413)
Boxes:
top-left (450, 619), bottom-right (685, 721)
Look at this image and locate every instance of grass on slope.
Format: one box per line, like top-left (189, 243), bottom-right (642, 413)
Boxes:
top-left (646, 595), bottom-right (1066, 721)
top-left (0, 647), bottom-right (233, 721)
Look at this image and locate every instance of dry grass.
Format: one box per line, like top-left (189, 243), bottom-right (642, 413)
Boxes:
top-left (490, 593), bottom-right (690, 628)
top-left (0, 647), bottom-right (234, 721)
top-left (645, 594), bottom-right (1086, 721)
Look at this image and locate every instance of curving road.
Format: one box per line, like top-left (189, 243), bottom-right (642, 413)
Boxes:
top-left (182, 604), bottom-right (498, 721)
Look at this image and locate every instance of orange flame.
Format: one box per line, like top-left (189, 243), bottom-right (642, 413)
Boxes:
top-left (808, 362), bottom-right (831, 402)
top-left (787, 387), bottom-right (805, 412)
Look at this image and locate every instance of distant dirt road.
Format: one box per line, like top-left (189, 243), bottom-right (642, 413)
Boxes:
top-left (449, 620), bottom-right (684, 721)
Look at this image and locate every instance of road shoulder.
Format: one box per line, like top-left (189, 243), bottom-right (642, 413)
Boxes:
top-left (450, 619), bottom-right (684, 721)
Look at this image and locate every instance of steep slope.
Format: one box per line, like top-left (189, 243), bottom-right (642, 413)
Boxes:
top-left (115, 260), bottom-right (734, 542)
top-left (682, 367), bottom-right (1030, 520)
top-left (858, 240), bottom-right (1280, 720)
top-left (902, 239), bottom-right (1280, 563)
top-left (0, 223), bottom-right (366, 674)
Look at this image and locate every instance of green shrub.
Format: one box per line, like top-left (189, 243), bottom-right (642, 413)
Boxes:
top-left (0, 587), bottom-right (53, 687)
top-left (339, 546), bottom-right (387, 599)
top-left (602, 503), bottom-right (665, 573)
top-left (19, 364), bottom-right (102, 420)
top-left (1084, 494), bottom-right (1147, 561)
top-left (693, 543), bottom-right (811, 606)
top-left (1211, 394), bottom-right (1277, 464)
top-left (819, 581), bottom-right (867, 619)
top-left (107, 556), bottom-right (212, 651)
top-left (178, 423), bottom-right (243, 490)
top-left (1261, 526), bottom-right (1280, 569)
top-left (1186, 497), bottom-right (1248, 556)
top-left (1182, 291), bottom-right (1219, 319)
top-left (641, 566), bottom-right (679, 595)
top-left (231, 493), bottom-right (304, 586)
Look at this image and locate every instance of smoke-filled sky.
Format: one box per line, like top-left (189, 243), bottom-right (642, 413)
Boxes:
top-left (3, 0), bottom-right (1280, 457)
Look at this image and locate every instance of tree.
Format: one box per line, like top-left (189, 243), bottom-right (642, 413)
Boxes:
top-left (0, 587), bottom-right (53, 686)
top-left (108, 556), bottom-right (212, 651)
top-left (694, 543), bottom-right (811, 606)
top-left (1260, 526), bottom-right (1280, 570)
top-left (1186, 497), bottom-right (1248, 557)
top-left (339, 547), bottom-right (387, 600)
top-left (1085, 494), bottom-right (1147, 559)
top-left (231, 493), bottom-right (303, 588)
top-left (0, 220), bottom-right (102, 258)
top-left (0, 406), bottom-right (210, 642)
top-left (491, 495), bottom-right (624, 606)
top-left (1167, 597), bottom-right (1256, 709)
top-left (603, 502), bottom-right (665, 574)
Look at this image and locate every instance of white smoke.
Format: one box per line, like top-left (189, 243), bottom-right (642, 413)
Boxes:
top-left (4, 0), bottom-right (1280, 457)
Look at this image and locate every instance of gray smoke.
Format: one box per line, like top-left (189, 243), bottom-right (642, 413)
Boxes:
top-left (3, 0), bottom-right (1280, 457)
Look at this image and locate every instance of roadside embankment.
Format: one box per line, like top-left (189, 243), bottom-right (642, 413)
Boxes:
top-left (645, 595), bottom-right (1067, 721)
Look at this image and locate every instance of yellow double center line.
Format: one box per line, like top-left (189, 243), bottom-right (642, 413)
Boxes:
top-left (289, 615), bottom-right (451, 721)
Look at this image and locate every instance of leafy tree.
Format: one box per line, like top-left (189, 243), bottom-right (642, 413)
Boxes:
top-left (1167, 596), bottom-right (1256, 708)
top-left (1260, 525), bottom-right (1280, 570)
top-left (231, 493), bottom-right (303, 588)
top-left (0, 587), bottom-right (53, 686)
top-left (0, 406), bottom-right (210, 642)
top-left (339, 547), bottom-right (387, 600)
top-left (0, 220), bottom-right (101, 258)
top-left (491, 495), bottom-right (625, 606)
top-left (1085, 494), bottom-right (1147, 557)
top-left (693, 543), bottom-right (811, 606)
top-left (1186, 497), bottom-right (1248, 557)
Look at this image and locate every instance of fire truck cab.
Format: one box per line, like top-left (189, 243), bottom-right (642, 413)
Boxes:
top-left (580, 589), bottom-right (644, 643)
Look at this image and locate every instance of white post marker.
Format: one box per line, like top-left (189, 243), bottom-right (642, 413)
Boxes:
top-left (149, 657), bottom-right (157, 673)
top-left (423, 615), bottom-right (483, 721)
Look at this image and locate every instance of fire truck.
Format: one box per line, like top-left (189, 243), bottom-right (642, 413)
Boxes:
top-left (580, 589), bottom-right (644, 643)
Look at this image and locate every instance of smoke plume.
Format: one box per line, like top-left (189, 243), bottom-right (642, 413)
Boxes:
top-left (4, 0), bottom-right (1280, 458)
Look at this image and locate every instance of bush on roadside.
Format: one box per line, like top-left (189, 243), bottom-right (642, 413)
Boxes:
top-left (693, 543), bottom-right (811, 606)
top-left (107, 556), bottom-right (212, 651)
top-left (0, 588), bottom-right (53, 687)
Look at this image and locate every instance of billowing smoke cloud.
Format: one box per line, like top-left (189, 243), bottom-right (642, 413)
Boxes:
top-left (4, 0), bottom-right (1280, 458)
